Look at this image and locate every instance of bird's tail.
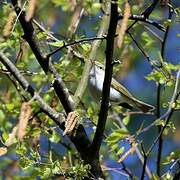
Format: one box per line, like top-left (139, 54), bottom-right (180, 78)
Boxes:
top-left (132, 98), bottom-right (155, 113)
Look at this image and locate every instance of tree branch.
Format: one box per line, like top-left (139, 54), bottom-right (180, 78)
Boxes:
top-left (0, 50), bottom-right (93, 176)
top-left (147, 69), bottom-right (180, 155)
top-left (127, 31), bottom-right (151, 63)
top-left (156, 3), bottom-right (174, 176)
top-left (11, 0), bottom-right (74, 114)
top-left (111, 112), bottom-right (152, 179)
top-left (126, 0), bottom-right (160, 32)
top-left (140, 142), bottom-right (148, 180)
top-left (90, 0), bottom-right (118, 156)
top-left (119, 14), bottom-right (165, 32)
top-left (73, 1), bottom-right (111, 108)
top-left (67, 2), bottom-right (84, 38)
top-left (47, 36), bottom-right (106, 58)
top-left (156, 83), bottom-right (162, 176)
top-left (0, 51), bottom-right (64, 125)
top-left (10, 1), bottom-right (106, 177)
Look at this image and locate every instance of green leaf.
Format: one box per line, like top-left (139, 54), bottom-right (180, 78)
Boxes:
top-left (162, 150), bottom-right (180, 165)
top-left (81, 43), bottom-right (91, 52)
top-left (31, 127), bottom-right (41, 137)
top-left (141, 32), bottom-right (155, 48)
top-left (116, 147), bottom-right (125, 155)
top-left (49, 129), bottom-right (61, 143)
top-left (2, 131), bottom-right (9, 142)
top-left (0, 110), bottom-right (5, 121)
top-left (6, 103), bottom-right (14, 111)
top-left (19, 156), bottom-right (34, 169)
top-left (163, 19), bottom-right (172, 28)
top-left (110, 144), bottom-right (119, 151)
top-left (175, 99), bottom-right (180, 109)
top-left (42, 168), bottom-right (51, 178)
top-left (106, 129), bottom-right (129, 144)
top-left (16, 143), bottom-right (28, 156)
top-left (49, 41), bottom-right (64, 47)
top-left (151, 173), bottom-right (160, 180)
top-left (106, 134), bottom-right (120, 144)
top-left (155, 119), bottom-right (165, 126)
top-left (122, 115), bottom-right (130, 125)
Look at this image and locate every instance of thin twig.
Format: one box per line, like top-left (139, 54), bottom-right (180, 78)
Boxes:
top-left (119, 14), bottom-right (165, 32)
top-left (126, 0), bottom-right (159, 32)
top-left (127, 31), bottom-right (169, 78)
top-left (64, 1), bottom-right (85, 66)
top-left (0, 51), bottom-right (65, 124)
top-left (161, 2), bottom-right (174, 60)
top-left (143, 25), bottom-right (163, 42)
top-left (140, 142), bottom-right (148, 180)
top-left (101, 165), bottom-right (130, 178)
top-left (67, 2), bottom-right (84, 38)
top-left (161, 158), bottom-right (180, 178)
top-left (47, 36), bottom-right (106, 58)
top-left (32, 19), bottom-right (85, 61)
top-left (127, 31), bottom-right (151, 62)
top-left (147, 69), bottom-right (180, 156)
top-left (111, 112), bottom-right (152, 179)
top-left (136, 70), bottom-right (180, 136)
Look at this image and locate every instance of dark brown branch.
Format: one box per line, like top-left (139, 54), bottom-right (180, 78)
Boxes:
top-left (90, 0), bottom-right (118, 157)
top-left (161, 3), bottom-right (174, 60)
top-left (126, 0), bottom-right (160, 32)
top-left (11, 1), bottom-right (74, 114)
top-left (140, 142), bottom-right (148, 180)
top-left (136, 71), bottom-right (180, 136)
top-left (119, 14), bottom-right (165, 32)
top-left (0, 50), bottom-right (92, 176)
top-left (127, 31), bottom-right (151, 63)
top-left (11, 5), bottom-right (49, 72)
top-left (127, 31), bottom-right (168, 75)
top-left (142, 0), bottom-right (159, 18)
top-left (156, 83), bottom-right (162, 176)
top-left (47, 36), bottom-right (106, 58)
top-left (10, 1), bottom-right (103, 177)
top-left (78, 2), bottom-right (119, 178)
top-left (173, 169), bottom-right (180, 180)
top-left (156, 3), bottom-right (174, 176)
top-left (137, 69), bottom-right (180, 180)
top-left (0, 51), bottom-right (64, 125)
top-left (121, 162), bottom-right (133, 179)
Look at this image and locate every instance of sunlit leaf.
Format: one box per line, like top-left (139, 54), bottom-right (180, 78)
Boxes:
top-left (49, 129), bottom-right (61, 143)
top-left (162, 150), bottom-right (180, 165)
top-left (122, 115), bottom-right (130, 125)
top-left (116, 147), bottom-right (125, 155)
top-left (49, 41), bottom-right (64, 47)
top-left (0, 147), bottom-right (7, 156)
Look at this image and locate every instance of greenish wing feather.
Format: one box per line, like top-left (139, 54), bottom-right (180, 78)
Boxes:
top-left (111, 77), bottom-right (155, 112)
top-left (111, 78), bottom-right (134, 98)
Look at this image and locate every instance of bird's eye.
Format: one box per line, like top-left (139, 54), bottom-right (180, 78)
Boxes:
top-left (99, 66), bottom-right (102, 69)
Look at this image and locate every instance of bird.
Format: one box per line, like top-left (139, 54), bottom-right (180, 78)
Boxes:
top-left (88, 61), bottom-right (155, 113)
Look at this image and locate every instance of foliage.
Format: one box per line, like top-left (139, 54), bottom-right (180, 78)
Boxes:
top-left (0, 0), bottom-right (179, 179)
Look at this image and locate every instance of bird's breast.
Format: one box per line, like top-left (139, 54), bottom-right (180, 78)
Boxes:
top-left (88, 74), bottom-right (122, 103)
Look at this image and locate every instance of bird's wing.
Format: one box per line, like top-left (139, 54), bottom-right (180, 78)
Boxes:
top-left (111, 78), bottom-right (134, 99)
top-left (111, 78), bottom-right (155, 112)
